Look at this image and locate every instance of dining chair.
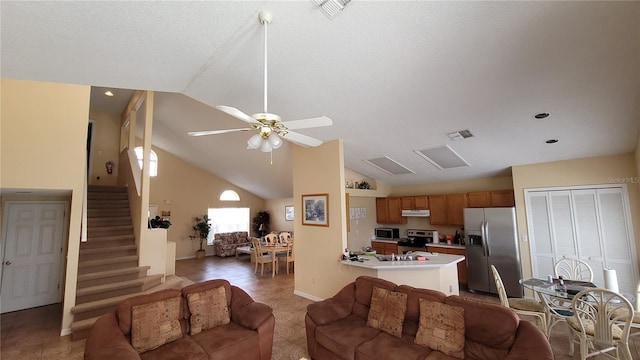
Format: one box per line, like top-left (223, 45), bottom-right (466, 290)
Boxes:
top-left (491, 265), bottom-right (548, 336)
top-left (278, 244), bottom-right (294, 274)
top-left (251, 237), bottom-right (276, 276)
top-left (568, 288), bottom-right (634, 360)
top-left (555, 257), bottom-right (594, 282)
top-left (264, 233), bottom-right (278, 246)
top-left (278, 231), bottom-right (292, 244)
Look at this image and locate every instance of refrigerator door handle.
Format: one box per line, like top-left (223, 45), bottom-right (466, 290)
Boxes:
top-left (484, 221), bottom-right (491, 257)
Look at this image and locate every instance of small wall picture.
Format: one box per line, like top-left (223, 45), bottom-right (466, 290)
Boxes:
top-left (285, 205), bottom-right (294, 221)
top-left (302, 194), bottom-right (329, 226)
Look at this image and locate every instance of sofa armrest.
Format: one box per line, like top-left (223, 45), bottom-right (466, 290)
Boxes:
top-left (230, 286), bottom-right (273, 330)
top-left (505, 321), bottom-right (553, 360)
top-left (84, 312), bottom-right (141, 360)
top-left (306, 283), bottom-right (355, 326)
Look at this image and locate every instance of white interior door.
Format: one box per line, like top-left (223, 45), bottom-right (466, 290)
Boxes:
top-left (1, 202), bottom-right (66, 313)
top-left (526, 185), bottom-right (638, 299)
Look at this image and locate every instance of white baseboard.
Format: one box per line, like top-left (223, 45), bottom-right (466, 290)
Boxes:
top-left (60, 328), bottom-right (71, 336)
top-left (293, 289), bottom-right (323, 302)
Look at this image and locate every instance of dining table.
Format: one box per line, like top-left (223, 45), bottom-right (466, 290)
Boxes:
top-left (261, 244), bottom-right (291, 277)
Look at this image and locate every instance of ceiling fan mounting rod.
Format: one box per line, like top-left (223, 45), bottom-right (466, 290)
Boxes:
top-left (259, 10), bottom-right (272, 114)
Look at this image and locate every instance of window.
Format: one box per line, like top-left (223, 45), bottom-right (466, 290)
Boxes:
top-left (220, 190), bottom-right (240, 201)
top-left (133, 146), bottom-right (158, 177)
top-left (207, 207), bottom-right (250, 245)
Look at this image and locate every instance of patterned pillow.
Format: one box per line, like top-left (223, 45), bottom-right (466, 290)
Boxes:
top-left (366, 287), bottom-right (408, 337)
top-left (131, 297), bottom-right (183, 353)
top-left (187, 286), bottom-right (230, 335)
top-left (415, 299), bottom-right (465, 359)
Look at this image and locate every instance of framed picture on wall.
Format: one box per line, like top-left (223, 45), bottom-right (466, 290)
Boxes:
top-left (285, 205), bottom-right (294, 221)
top-left (302, 194), bottom-right (329, 226)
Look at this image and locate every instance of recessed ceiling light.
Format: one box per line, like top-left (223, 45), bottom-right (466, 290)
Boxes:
top-left (534, 112), bottom-right (550, 119)
top-left (545, 139), bottom-right (558, 144)
top-left (104, 90), bottom-right (114, 97)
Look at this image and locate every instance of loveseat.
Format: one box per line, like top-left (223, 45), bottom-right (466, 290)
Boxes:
top-left (213, 231), bottom-right (251, 257)
top-left (84, 279), bottom-right (275, 360)
top-left (305, 276), bottom-right (553, 360)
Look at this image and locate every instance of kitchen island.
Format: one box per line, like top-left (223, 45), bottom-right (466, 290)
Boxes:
top-left (339, 253), bottom-right (465, 295)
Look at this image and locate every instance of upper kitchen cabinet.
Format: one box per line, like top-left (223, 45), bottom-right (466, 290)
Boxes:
top-left (466, 190), bottom-right (515, 208)
top-left (429, 194), bottom-right (466, 225)
top-left (376, 197), bottom-right (404, 224)
top-left (401, 195), bottom-right (429, 210)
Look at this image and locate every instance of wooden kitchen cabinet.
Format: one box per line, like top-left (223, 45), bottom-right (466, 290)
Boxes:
top-left (427, 246), bottom-right (467, 285)
top-left (401, 195), bottom-right (429, 210)
top-left (466, 191), bottom-right (491, 208)
top-left (371, 241), bottom-right (398, 255)
top-left (489, 190), bottom-right (515, 207)
top-left (428, 194), bottom-right (466, 225)
top-left (376, 197), bottom-right (404, 224)
top-left (466, 190), bottom-right (514, 208)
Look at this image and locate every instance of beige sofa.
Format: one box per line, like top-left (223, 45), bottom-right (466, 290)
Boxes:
top-left (305, 276), bottom-right (553, 360)
top-left (84, 279), bottom-right (275, 360)
top-left (213, 231), bottom-right (251, 257)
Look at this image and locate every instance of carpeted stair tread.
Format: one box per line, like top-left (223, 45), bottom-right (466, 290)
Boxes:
top-left (87, 185), bottom-right (127, 193)
top-left (80, 244), bottom-right (137, 256)
top-left (76, 274), bottom-right (164, 297)
top-left (78, 255), bottom-right (138, 268)
top-left (77, 266), bottom-right (150, 282)
top-left (84, 234), bottom-right (135, 242)
top-left (70, 275), bottom-right (184, 340)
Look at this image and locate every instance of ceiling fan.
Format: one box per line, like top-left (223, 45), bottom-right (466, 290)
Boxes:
top-left (188, 10), bottom-right (333, 153)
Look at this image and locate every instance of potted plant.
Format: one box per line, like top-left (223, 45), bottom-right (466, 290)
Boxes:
top-left (252, 211), bottom-right (270, 237)
top-left (192, 215), bottom-right (211, 259)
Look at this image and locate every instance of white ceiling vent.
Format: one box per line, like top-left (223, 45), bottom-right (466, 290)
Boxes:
top-left (447, 129), bottom-right (474, 141)
top-left (414, 145), bottom-right (470, 169)
top-left (363, 156), bottom-right (415, 175)
top-left (311, 0), bottom-right (351, 18)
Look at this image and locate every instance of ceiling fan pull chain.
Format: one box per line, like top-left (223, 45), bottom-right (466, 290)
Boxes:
top-left (270, 149), bottom-right (273, 165)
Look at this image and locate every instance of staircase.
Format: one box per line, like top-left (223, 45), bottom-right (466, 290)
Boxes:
top-left (70, 185), bottom-right (182, 341)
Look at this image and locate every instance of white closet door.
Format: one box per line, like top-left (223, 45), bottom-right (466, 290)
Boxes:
top-left (598, 188), bottom-right (635, 296)
top-left (572, 190), bottom-right (604, 283)
top-left (526, 186), bottom-right (637, 297)
top-left (527, 192), bottom-right (555, 277)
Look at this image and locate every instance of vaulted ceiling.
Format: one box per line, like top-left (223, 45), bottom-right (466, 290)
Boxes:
top-left (2, 1), bottom-right (639, 199)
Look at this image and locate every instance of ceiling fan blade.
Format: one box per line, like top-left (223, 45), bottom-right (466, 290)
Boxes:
top-left (282, 130), bottom-right (324, 147)
top-left (281, 116), bottom-right (333, 130)
top-left (188, 128), bottom-right (252, 137)
top-left (215, 105), bottom-right (257, 124)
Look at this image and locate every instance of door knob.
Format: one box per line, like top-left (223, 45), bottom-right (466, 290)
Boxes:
top-left (4, 261), bottom-right (11, 265)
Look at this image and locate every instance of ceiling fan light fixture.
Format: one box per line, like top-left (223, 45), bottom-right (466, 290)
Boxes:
top-left (268, 133), bottom-right (283, 149)
top-left (259, 139), bottom-right (273, 153)
top-left (247, 133), bottom-right (263, 149)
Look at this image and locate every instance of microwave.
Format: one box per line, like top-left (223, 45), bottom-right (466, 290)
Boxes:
top-left (375, 228), bottom-right (400, 240)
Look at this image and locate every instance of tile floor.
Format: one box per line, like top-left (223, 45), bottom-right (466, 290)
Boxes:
top-left (2, 254), bottom-right (640, 359)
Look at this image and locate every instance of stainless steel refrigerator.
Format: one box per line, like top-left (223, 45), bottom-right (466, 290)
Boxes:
top-left (464, 207), bottom-right (523, 298)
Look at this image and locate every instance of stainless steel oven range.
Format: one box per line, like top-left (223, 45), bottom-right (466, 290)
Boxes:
top-left (397, 229), bottom-right (438, 254)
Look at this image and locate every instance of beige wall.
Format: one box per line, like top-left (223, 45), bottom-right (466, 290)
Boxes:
top-left (346, 196), bottom-right (378, 250)
top-left (88, 111), bottom-right (121, 186)
top-left (293, 140), bottom-right (352, 300)
top-left (146, 145), bottom-right (265, 259)
top-left (1, 78), bottom-right (90, 334)
top-left (512, 153), bottom-right (640, 281)
top-left (265, 197), bottom-right (294, 233)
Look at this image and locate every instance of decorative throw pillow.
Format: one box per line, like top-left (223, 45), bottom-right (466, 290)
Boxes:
top-left (366, 287), bottom-right (408, 337)
top-left (131, 297), bottom-right (182, 353)
top-left (187, 286), bottom-right (230, 335)
top-left (415, 299), bottom-right (465, 359)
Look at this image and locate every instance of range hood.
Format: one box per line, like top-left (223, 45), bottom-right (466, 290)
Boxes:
top-left (401, 209), bottom-right (430, 217)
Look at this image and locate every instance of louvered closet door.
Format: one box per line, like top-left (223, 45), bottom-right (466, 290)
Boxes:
top-left (597, 188), bottom-right (635, 295)
top-left (526, 186), bottom-right (637, 297)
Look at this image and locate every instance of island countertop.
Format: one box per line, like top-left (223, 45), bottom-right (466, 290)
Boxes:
top-left (339, 253), bottom-right (464, 270)
top-left (338, 253), bottom-right (465, 295)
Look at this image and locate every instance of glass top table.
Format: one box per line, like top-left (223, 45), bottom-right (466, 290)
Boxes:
top-left (522, 278), bottom-right (596, 299)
